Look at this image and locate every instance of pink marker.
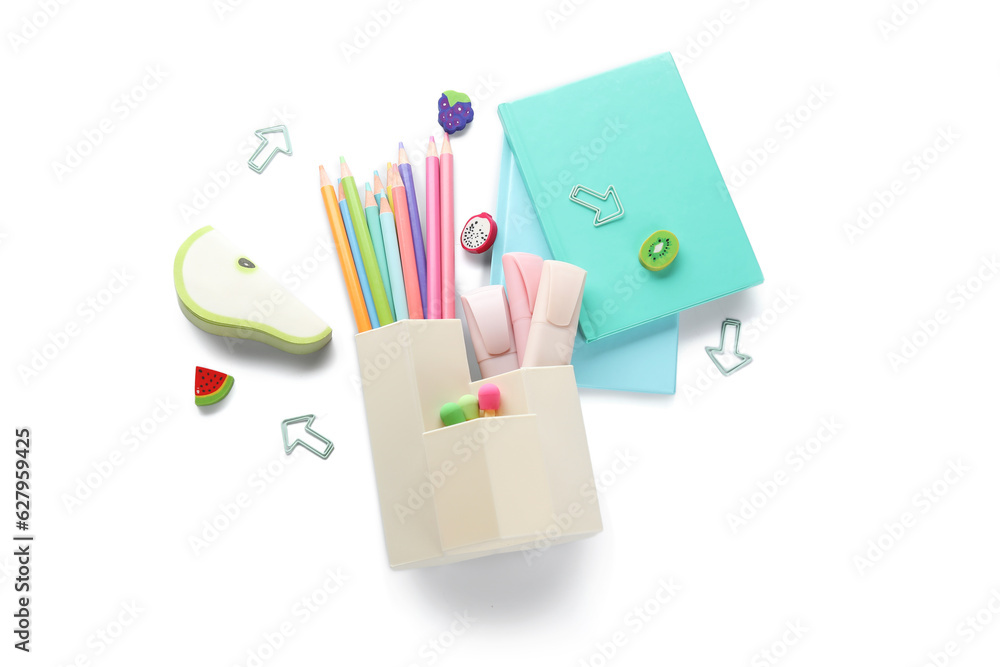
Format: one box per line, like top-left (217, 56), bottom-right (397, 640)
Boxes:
top-left (521, 261), bottom-right (586, 368)
top-left (478, 383), bottom-right (500, 417)
top-left (461, 285), bottom-right (518, 378)
top-left (501, 252), bottom-right (544, 367)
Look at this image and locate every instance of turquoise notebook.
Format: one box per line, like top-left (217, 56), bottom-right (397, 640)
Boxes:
top-left (498, 53), bottom-right (763, 342)
top-left (492, 140), bottom-right (677, 395)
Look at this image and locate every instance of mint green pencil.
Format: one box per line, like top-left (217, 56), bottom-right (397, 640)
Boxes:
top-left (378, 195), bottom-right (408, 319)
top-left (364, 184), bottom-right (394, 320)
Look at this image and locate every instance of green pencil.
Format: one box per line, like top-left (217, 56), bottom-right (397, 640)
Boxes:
top-left (340, 157), bottom-right (392, 325)
top-left (364, 183), bottom-right (394, 320)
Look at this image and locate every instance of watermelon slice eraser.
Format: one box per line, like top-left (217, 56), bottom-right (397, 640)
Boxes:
top-left (195, 366), bottom-right (234, 406)
top-left (174, 226), bottom-right (332, 354)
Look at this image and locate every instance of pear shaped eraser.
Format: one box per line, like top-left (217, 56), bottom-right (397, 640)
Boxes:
top-left (457, 394), bottom-right (479, 421)
top-left (174, 226), bottom-right (332, 354)
top-left (478, 383), bottom-right (500, 417)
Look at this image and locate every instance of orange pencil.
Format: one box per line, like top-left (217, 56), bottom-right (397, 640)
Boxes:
top-left (389, 165), bottom-right (424, 318)
top-left (320, 166), bottom-right (371, 332)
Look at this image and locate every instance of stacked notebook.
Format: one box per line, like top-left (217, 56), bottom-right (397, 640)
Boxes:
top-left (492, 141), bottom-right (679, 394)
top-left (497, 53), bottom-right (763, 342)
top-left (492, 52), bottom-right (763, 394)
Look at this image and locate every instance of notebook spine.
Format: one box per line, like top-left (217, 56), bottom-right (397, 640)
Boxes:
top-left (499, 103), bottom-right (593, 339)
top-left (490, 138), bottom-right (513, 286)
top-left (499, 106), bottom-right (547, 238)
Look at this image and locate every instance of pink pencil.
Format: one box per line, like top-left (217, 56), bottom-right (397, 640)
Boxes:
top-left (441, 133), bottom-right (455, 318)
top-left (425, 136), bottom-right (442, 319)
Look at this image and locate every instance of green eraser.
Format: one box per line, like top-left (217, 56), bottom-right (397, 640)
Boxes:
top-left (457, 394), bottom-right (479, 421)
top-left (440, 402), bottom-right (466, 427)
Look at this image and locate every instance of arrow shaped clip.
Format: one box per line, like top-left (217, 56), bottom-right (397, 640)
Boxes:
top-left (569, 184), bottom-right (625, 227)
top-left (281, 414), bottom-right (334, 460)
top-left (705, 318), bottom-right (753, 376)
top-left (248, 125), bottom-right (292, 174)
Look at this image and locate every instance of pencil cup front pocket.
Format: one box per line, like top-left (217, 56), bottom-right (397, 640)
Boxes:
top-left (422, 416), bottom-right (553, 554)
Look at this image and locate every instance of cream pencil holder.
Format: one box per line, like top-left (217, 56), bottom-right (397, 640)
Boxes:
top-left (356, 319), bottom-right (603, 569)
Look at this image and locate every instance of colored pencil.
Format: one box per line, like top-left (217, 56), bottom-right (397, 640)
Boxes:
top-left (385, 162), bottom-right (395, 214)
top-left (338, 179), bottom-right (380, 328)
top-left (319, 167), bottom-right (370, 332)
top-left (341, 158), bottom-right (392, 326)
top-left (440, 133), bottom-right (455, 319)
top-left (373, 170), bottom-right (387, 209)
top-left (389, 165), bottom-right (424, 318)
top-left (379, 195), bottom-right (408, 319)
top-left (425, 136), bottom-right (442, 319)
top-left (364, 184), bottom-right (394, 320)
top-left (397, 142), bottom-right (428, 317)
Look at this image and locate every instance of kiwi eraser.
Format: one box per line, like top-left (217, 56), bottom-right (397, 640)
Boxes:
top-left (639, 231), bottom-right (679, 272)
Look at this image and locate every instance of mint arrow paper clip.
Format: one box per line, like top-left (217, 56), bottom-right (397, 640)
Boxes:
top-left (281, 414), bottom-right (334, 459)
top-left (705, 319), bottom-right (753, 376)
top-left (569, 184), bottom-right (625, 227)
top-left (248, 125), bottom-right (292, 174)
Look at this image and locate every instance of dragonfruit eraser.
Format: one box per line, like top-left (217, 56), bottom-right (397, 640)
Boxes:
top-left (438, 90), bottom-right (474, 135)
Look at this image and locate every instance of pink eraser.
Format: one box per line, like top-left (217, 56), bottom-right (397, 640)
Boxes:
top-left (478, 383), bottom-right (500, 412)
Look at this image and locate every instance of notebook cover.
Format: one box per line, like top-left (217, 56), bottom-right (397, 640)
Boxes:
top-left (493, 140), bottom-right (677, 395)
top-left (497, 52), bottom-right (763, 342)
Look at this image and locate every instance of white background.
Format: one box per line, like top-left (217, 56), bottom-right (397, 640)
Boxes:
top-left (4, 0), bottom-right (1000, 665)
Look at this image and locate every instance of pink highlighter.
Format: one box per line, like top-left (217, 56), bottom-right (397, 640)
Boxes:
top-left (501, 252), bottom-right (544, 368)
top-left (521, 261), bottom-right (586, 368)
top-left (461, 285), bottom-right (519, 378)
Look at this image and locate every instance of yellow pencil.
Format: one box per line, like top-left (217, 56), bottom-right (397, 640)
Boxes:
top-left (373, 169), bottom-right (389, 211)
top-left (384, 162), bottom-right (395, 213)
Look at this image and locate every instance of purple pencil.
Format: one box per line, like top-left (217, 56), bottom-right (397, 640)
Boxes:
top-left (398, 142), bottom-right (427, 317)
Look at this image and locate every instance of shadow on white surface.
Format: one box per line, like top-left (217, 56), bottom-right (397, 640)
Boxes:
top-left (195, 391), bottom-right (235, 416)
top-left (406, 539), bottom-right (594, 622)
top-left (195, 329), bottom-right (337, 374)
top-left (680, 289), bottom-right (761, 343)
